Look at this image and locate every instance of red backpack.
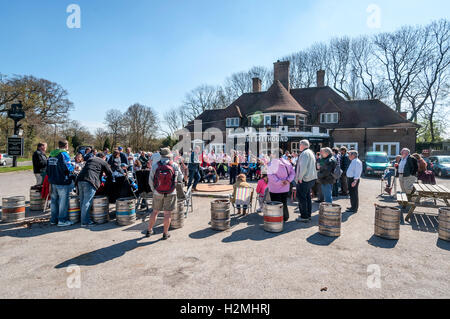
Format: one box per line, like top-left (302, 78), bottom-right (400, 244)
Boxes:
top-left (153, 161), bottom-right (176, 194)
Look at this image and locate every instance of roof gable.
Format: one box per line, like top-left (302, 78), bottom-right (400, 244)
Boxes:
top-left (247, 80), bottom-right (308, 114)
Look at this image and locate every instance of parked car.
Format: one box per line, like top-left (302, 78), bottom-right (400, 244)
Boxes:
top-left (0, 153), bottom-right (14, 166)
top-left (429, 156), bottom-right (450, 177)
top-left (363, 152), bottom-right (390, 176)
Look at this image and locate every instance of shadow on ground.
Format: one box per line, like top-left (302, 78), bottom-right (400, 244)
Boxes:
top-left (306, 232), bottom-right (338, 246)
top-left (218, 212), bottom-right (319, 243)
top-left (367, 234), bottom-right (398, 249)
top-left (408, 213), bottom-right (438, 233)
top-left (437, 239), bottom-right (450, 251)
top-left (54, 237), bottom-right (160, 268)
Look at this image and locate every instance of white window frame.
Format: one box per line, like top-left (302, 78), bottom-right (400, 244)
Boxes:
top-left (373, 142), bottom-right (400, 159)
top-left (291, 142), bottom-right (300, 153)
top-left (192, 139), bottom-right (204, 151)
top-left (226, 117), bottom-right (240, 127)
top-left (320, 113), bottom-right (339, 124)
top-left (334, 142), bottom-right (358, 152)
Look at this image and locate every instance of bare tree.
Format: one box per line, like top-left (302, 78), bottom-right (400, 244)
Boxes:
top-left (162, 108), bottom-right (182, 137)
top-left (351, 36), bottom-right (389, 100)
top-left (224, 66), bottom-right (271, 100)
top-left (182, 85), bottom-right (227, 122)
top-left (123, 103), bottom-right (159, 150)
top-left (407, 20), bottom-right (450, 121)
top-left (374, 25), bottom-right (433, 112)
top-left (104, 109), bottom-right (124, 148)
top-left (327, 37), bottom-right (355, 100)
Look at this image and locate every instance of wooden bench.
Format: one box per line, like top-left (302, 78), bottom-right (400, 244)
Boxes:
top-left (404, 183), bottom-right (450, 222)
top-left (396, 192), bottom-right (409, 208)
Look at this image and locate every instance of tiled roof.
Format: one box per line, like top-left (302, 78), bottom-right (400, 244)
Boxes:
top-left (185, 84), bottom-right (418, 132)
top-left (246, 80), bottom-right (308, 115)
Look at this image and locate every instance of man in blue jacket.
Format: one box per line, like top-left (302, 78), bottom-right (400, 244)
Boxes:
top-left (47, 140), bottom-right (75, 227)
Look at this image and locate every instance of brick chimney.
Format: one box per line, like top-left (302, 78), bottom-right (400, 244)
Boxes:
top-left (317, 70), bottom-right (325, 87)
top-left (399, 112), bottom-right (407, 119)
top-left (273, 60), bottom-right (290, 91)
top-left (252, 77), bottom-right (262, 93)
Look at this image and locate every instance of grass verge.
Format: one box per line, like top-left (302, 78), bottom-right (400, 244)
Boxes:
top-left (0, 165), bottom-right (33, 173)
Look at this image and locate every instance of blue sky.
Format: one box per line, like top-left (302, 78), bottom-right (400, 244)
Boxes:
top-left (1, 0), bottom-right (449, 132)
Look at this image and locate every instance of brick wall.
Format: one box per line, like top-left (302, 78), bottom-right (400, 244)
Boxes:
top-left (331, 127), bottom-right (416, 158)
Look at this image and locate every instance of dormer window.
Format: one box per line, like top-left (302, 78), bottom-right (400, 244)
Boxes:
top-left (320, 113), bottom-right (339, 124)
top-left (226, 117), bottom-right (240, 127)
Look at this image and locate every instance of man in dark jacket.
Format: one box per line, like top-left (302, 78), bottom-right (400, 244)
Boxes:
top-left (339, 147), bottom-right (351, 196)
top-left (398, 148), bottom-right (418, 198)
top-left (317, 147), bottom-right (337, 203)
top-left (32, 142), bottom-right (48, 185)
top-left (76, 153), bottom-right (113, 227)
top-left (47, 140), bottom-right (75, 227)
top-left (187, 146), bottom-right (201, 191)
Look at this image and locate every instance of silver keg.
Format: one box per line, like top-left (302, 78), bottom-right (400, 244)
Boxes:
top-left (210, 200), bottom-right (231, 231)
top-left (91, 196), bottom-right (109, 224)
top-left (116, 197), bottom-right (136, 226)
top-left (68, 195), bottom-right (81, 224)
top-left (263, 201), bottom-right (283, 233)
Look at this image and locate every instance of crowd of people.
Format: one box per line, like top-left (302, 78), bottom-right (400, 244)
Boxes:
top-left (31, 137), bottom-right (429, 239)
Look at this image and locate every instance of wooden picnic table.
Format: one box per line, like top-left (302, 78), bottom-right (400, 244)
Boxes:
top-left (404, 183), bottom-right (450, 222)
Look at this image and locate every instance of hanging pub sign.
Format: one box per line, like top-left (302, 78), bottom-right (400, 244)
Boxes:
top-left (7, 103), bottom-right (26, 121)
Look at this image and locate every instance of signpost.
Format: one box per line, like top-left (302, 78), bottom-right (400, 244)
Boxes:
top-left (7, 102), bottom-right (26, 167)
top-left (7, 137), bottom-right (24, 157)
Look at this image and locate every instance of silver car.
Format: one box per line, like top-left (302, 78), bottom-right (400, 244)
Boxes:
top-left (0, 154), bottom-right (14, 166)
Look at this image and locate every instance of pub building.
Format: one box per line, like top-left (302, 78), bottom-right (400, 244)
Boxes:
top-left (182, 60), bottom-right (419, 159)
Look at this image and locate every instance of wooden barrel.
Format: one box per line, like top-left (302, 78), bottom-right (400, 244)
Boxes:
top-left (29, 186), bottom-right (43, 211)
top-left (116, 197), bottom-right (136, 226)
top-left (374, 205), bottom-right (400, 240)
top-left (263, 201), bottom-right (284, 233)
top-left (91, 196), bottom-right (109, 224)
top-left (1, 196), bottom-right (26, 223)
top-left (170, 200), bottom-right (185, 229)
top-left (211, 200), bottom-right (230, 231)
top-left (438, 207), bottom-right (450, 241)
top-left (68, 195), bottom-right (80, 224)
top-left (319, 203), bottom-right (342, 237)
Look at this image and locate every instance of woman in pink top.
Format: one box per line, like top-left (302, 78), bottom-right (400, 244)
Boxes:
top-left (267, 155), bottom-right (296, 221)
top-left (256, 174), bottom-right (269, 213)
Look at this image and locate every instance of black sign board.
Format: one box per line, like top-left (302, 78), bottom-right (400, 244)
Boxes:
top-left (7, 137), bottom-right (24, 156)
top-left (7, 103), bottom-right (26, 121)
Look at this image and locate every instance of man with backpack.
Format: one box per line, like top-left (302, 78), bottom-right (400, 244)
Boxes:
top-left (146, 147), bottom-right (184, 240)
